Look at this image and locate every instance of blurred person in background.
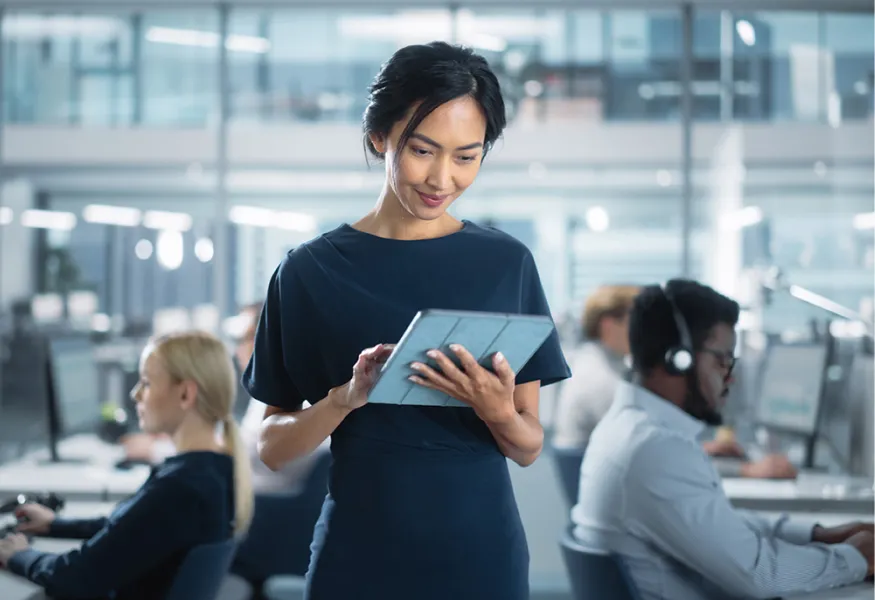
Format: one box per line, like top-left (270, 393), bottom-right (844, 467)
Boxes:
top-left (122, 303), bottom-right (329, 492)
top-left (0, 332), bottom-right (253, 600)
top-left (572, 280), bottom-right (873, 600)
top-left (553, 284), bottom-right (797, 480)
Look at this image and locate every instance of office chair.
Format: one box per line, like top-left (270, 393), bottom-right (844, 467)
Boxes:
top-left (559, 526), bottom-right (642, 600)
top-left (550, 445), bottom-right (585, 508)
top-left (165, 538), bottom-right (238, 600)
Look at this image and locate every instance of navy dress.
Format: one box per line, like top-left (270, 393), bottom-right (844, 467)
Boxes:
top-left (244, 221), bottom-right (570, 600)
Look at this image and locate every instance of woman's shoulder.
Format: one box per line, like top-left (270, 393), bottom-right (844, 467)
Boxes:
top-left (460, 221), bottom-right (534, 261)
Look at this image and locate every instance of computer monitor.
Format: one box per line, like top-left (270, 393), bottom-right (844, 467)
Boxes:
top-left (756, 343), bottom-right (829, 437)
top-left (44, 336), bottom-right (102, 463)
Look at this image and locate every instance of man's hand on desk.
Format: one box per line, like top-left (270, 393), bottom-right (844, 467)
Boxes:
top-left (813, 522), bottom-right (874, 545)
top-left (0, 533), bottom-right (29, 568)
top-left (702, 439), bottom-right (746, 458)
top-left (14, 504), bottom-right (55, 536)
top-left (738, 454), bottom-right (798, 480)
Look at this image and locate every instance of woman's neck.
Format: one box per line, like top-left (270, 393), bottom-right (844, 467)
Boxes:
top-left (354, 183), bottom-right (461, 241)
top-left (171, 419), bottom-right (223, 455)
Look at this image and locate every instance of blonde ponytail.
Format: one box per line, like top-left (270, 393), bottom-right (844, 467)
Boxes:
top-left (146, 331), bottom-right (255, 538)
top-left (223, 414), bottom-right (254, 536)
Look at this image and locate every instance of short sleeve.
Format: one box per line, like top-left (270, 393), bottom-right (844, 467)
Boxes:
top-left (242, 257), bottom-right (306, 412)
top-left (515, 252), bottom-right (571, 387)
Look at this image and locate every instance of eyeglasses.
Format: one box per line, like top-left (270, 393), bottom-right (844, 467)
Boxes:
top-left (699, 348), bottom-right (737, 373)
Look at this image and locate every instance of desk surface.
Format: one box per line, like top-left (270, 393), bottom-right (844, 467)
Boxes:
top-left (723, 472), bottom-right (875, 514)
top-left (0, 435), bottom-right (149, 502)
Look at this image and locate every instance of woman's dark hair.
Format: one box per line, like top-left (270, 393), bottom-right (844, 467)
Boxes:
top-left (362, 41), bottom-right (506, 167)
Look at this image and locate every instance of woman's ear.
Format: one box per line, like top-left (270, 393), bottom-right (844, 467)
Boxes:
top-left (179, 380), bottom-right (199, 410)
top-left (369, 132), bottom-right (386, 155)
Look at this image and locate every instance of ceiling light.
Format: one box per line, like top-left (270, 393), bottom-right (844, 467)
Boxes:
top-left (735, 20), bottom-right (756, 46)
top-left (83, 204), bottom-right (141, 227)
top-left (21, 209), bottom-right (76, 230)
top-left (156, 230), bottom-right (184, 271)
top-left (585, 206), bottom-right (610, 232)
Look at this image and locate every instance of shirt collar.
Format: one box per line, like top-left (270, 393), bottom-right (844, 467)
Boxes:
top-left (614, 379), bottom-right (705, 440)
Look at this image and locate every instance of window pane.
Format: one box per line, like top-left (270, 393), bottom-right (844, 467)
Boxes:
top-left (141, 11), bottom-right (219, 127)
top-left (228, 8), bottom-right (453, 124)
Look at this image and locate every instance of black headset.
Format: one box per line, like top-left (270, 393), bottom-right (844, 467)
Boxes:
top-left (661, 282), bottom-right (695, 375)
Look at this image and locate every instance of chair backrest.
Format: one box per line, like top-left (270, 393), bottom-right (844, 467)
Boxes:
top-left (165, 538), bottom-right (238, 600)
top-left (550, 445), bottom-right (585, 508)
top-left (559, 527), bottom-right (641, 600)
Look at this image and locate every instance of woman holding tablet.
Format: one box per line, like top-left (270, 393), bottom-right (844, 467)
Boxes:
top-left (244, 41), bottom-right (570, 600)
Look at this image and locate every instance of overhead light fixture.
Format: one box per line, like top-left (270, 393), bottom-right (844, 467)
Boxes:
top-left (134, 239), bottom-right (154, 260)
top-left (145, 26), bottom-right (270, 54)
top-left (735, 20), bottom-right (756, 46)
top-left (275, 212), bottom-right (317, 232)
top-left (853, 212), bottom-right (875, 230)
top-left (156, 230), bottom-right (184, 271)
top-left (143, 210), bottom-right (192, 232)
top-left (2, 15), bottom-right (123, 39)
top-left (194, 237), bottom-right (215, 263)
top-left (21, 209), bottom-right (77, 231)
top-left (83, 204), bottom-right (142, 227)
top-left (585, 206), bottom-right (610, 233)
top-left (720, 206), bottom-right (763, 230)
top-left (229, 205), bottom-right (316, 232)
top-left (0, 206), bottom-right (12, 225)
top-left (228, 205), bottom-right (275, 228)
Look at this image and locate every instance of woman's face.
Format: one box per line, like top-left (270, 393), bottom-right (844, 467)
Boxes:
top-left (372, 95), bottom-right (488, 221)
top-left (130, 350), bottom-right (187, 435)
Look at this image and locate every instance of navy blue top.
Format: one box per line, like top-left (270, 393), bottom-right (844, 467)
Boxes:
top-left (244, 221), bottom-right (570, 599)
top-left (8, 452), bottom-right (234, 600)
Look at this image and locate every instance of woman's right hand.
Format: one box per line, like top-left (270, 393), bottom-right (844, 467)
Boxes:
top-left (331, 344), bottom-right (395, 411)
top-left (15, 503), bottom-right (56, 535)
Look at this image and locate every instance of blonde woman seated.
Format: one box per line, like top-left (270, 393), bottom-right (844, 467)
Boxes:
top-left (0, 331), bottom-right (254, 600)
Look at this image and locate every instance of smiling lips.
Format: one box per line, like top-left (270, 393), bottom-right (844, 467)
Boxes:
top-left (417, 191), bottom-right (448, 208)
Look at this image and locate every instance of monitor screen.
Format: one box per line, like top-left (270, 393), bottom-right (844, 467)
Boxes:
top-left (48, 337), bottom-right (102, 435)
top-left (757, 344), bottom-right (828, 435)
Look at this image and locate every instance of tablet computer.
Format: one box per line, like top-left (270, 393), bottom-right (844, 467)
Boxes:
top-left (368, 309), bottom-right (555, 407)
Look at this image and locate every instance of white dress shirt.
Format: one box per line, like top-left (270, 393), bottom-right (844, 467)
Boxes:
top-left (571, 380), bottom-right (868, 600)
top-left (552, 342), bottom-right (627, 448)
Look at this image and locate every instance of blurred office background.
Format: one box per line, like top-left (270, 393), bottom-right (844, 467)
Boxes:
top-left (0, 0), bottom-right (871, 597)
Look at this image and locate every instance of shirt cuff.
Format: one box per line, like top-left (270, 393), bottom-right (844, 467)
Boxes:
top-left (776, 518), bottom-right (818, 545)
top-left (6, 548), bottom-right (45, 578)
top-left (833, 543), bottom-right (870, 581)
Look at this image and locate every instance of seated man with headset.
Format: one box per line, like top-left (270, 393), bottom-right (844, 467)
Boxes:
top-left (571, 280), bottom-right (873, 599)
top-left (554, 284), bottom-right (796, 479)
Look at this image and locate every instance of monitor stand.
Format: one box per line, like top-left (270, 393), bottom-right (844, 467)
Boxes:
top-left (37, 440), bottom-right (91, 465)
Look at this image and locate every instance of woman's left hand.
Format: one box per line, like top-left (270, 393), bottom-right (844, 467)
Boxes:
top-left (409, 344), bottom-right (516, 423)
top-left (0, 533), bottom-right (29, 568)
